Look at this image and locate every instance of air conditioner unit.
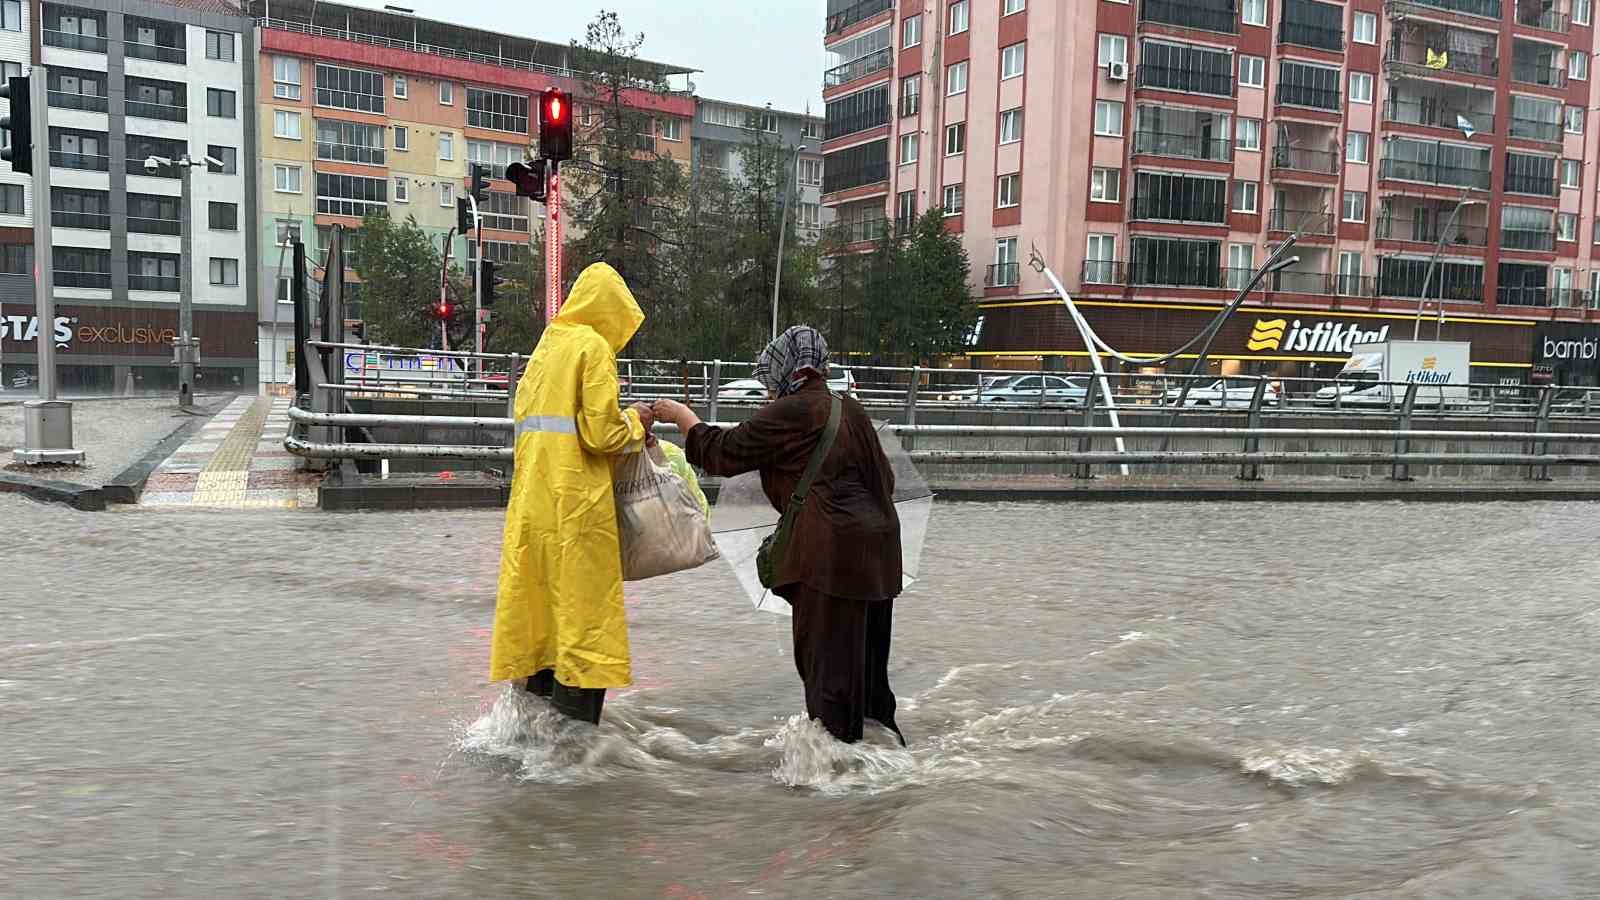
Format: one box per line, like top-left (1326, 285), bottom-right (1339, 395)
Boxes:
top-left (1106, 61), bottom-right (1128, 82)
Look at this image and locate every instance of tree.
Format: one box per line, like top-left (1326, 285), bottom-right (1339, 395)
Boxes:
top-left (857, 211), bottom-right (978, 364)
top-left (484, 236), bottom-right (547, 356)
top-left (350, 211), bottom-right (461, 348)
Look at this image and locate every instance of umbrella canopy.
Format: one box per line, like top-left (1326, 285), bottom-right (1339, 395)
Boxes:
top-left (709, 422), bottom-right (933, 614)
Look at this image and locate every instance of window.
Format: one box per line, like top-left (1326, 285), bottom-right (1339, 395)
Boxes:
top-left (1005, 0), bottom-right (1026, 12)
top-left (1, 0), bottom-right (19, 31)
top-left (1227, 243), bottom-right (1253, 288)
top-left (1353, 11), bottom-right (1377, 44)
top-left (1000, 108), bottom-right (1023, 144)
top-left (997, 174), bottom-right (1020, 207)
top-left (393, 75), bottom-right (408, 99)
top-left (439, 81), bottom-right (454, 105)
top-left (1337, 251), bottom-right (1362, 295)
top-left (1571, 52), bottom-right (1589, 81)
top-left (1349, 73), bottom-right (1373, 104)
top-left (1130, 236), bottom-right (1222, 287)
top-left (1232, 181), bottom-right (1259, 213)
top-left (1559, 213), bottom-right (1578, 241)
top-left (470, 88), bottom-right (530, 134)
top-left (900, 76), bottom-right (921, 117)
top-left (1132, 172), bottom-right (1228, 223)
top-left (209, 258), bottom-right (239, 287)
top-left (1562, 159), bottom-right (1581, 188)
top-left (803, 120), bottom-right (820, 140)
top-left (1577, 0), bottom-right (1592, 25)
top-left (949, 0), bottom-right (969, 34)
top-left (205, 30), bottom-right (233, 61)
top-left (274, 164), bottom-right (302, 193)
top-left (393, 126), bottom-right (409, 152)
top-left (1567, 105), bottom-right (1585, 134)
top-left (1236, 118), bottom-right (1261, 151)
top-left (1239, 55), bottom-right (1265, 88)
top-left (994, 238), bottom-right (1019, 285)
top-left (273, 58), bottom-right (302, 101)
top-left (439, 182), bottom-right (454, 207)
top-left (317, 120), bottom-right (385, 166)
top-left (799, 158), bottom-right (823, 185)
top-left (274, 110), bottom-right (302, 140)
top-left (1346, 131), bottom-right (1370, 164)
top-left (0, 244), bottom-right (29, 274)
top-left (438, 133), bottom-right (454, 161)
top-left (1085, 234), bottom-right (1117, 283)
top-left (478, 191), bottom-right (531, 231)
top-left (207, 88), bottom-right (236, 118)
top-left (1099, 35), bottom-right (1127, 69)
top-left (896, 191), bottom-right (916, 229)
top-left (275, 221), bottom-right (302, 246)
top-left (316, 64), bottom-right (385, 114)
top-left (1243, 0), bottom-right (1266, 26)
top-left (660, 118), bottom-right (683, 142)
top-left (206, 145), bottom-right (237, 175)
top-left (0, 184), bottom-right (21, 214)
top-left (903, 14), bottom-right (921, 48)
top-left (127, 252), bottom-right (178, 290)
top-left (1342, 189), bottom-right (1367, 223)
top-left (946, 122), bottom-right (967, 155)
top-left (207, 202), bottom-right (237, 231)
top-left (943, 184), bottom-right (964, 215)
top-left (1510, 97), bottom-right (1563, 145)
top-left (1001, 43), bottom-right (1026, 80)
top-left (900, 133), bottom-right (919, 164)
top-left (1091, 167), bottom-right (1121, 202)
top-left (799, 202), bottom-right (822, 229)
top-left (1279, 60), bottom-right (1341, 109)
top-left (1095, 100), bottom-right (1124, 136)
top-left (1139, 39), bottom-right (1234, 96)
top-left (316, 173), bottom-right (387, 217)
top-left (947, 61), bottom-right (968, 95)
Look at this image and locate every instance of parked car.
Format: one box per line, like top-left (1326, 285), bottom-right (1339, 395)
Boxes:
top-left (717, 369), bottom-right (858, 401)
top-left (941, 374), bottom-right (1090, 406)
top-left (1165, 377), bottom-right (1281, 408)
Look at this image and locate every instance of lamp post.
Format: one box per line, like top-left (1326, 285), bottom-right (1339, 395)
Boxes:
top-left (1411, 193), bottom-right (1486, 341)
top-left (771, 141), bottom-right (807, 341)
top-left (147, 153), bottom-right (220, 408)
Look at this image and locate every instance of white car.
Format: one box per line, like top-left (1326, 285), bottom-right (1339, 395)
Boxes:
top-left (1166, 377), bottom-right (1281, 408)
top-left (942, 374), bottom-right (1090, 406)
top-left (716, 369), bottom-right (858, 401)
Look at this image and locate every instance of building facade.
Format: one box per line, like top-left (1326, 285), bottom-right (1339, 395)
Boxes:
top-left (0, 0), bottom-right (259, 394)
top-left (250, 0), bottom-right (696, 388)
top-left (823, 0), bottom-right (1600, 385)
top-left (692, 98), bottom-right (830, 241)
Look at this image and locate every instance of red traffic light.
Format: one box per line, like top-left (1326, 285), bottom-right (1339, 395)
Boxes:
top-left (545, 92), bottom-right (564, 123)
top-left (434, 302), bottom-right (453, 319)
top-left (539, 89), bottom-right (573, 163)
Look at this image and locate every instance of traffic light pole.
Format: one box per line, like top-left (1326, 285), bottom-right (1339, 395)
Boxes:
top-left (545, 166), bottom-right (562, 321)
top-left (469, 195), bottom-right (483, 372)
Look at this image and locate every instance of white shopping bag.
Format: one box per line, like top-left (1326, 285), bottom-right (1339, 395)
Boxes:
top-left (613, 443), bottom-right (719, 581)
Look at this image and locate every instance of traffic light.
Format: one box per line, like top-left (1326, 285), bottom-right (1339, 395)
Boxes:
top-left (469, 164), bottom-right (489, 203)
top-left (431, 300), bottom-right (453, 320)
top-left (479, 259), bottom-right (507, 307)
top-left (539, 89), bottom-right (572, 163)
top-left (456, 197), bottom-right (471, 234)
top-left (0, 76), bottom-right (32, 175)
top-left (505, 159), bottom-right (547, 202)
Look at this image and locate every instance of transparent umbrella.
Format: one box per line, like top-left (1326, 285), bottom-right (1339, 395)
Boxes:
top-left (709, 422), bottom-right (934, 614)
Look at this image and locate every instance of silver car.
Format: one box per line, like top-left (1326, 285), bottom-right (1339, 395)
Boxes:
top-left (943, 374), bottom-right (1090, 407)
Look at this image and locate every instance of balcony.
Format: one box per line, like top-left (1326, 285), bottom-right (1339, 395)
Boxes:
top-left (128, 274), bottom-right (180, 292)
top-left (1138, 0), bottom-right (1240, 34)
top-left (1130, 262), bottom-right (1222, 288)
top-left (1501, 227), bottom-right (1556, 250)
top-left (126, 99), bottom-right (186, 122)
top-left (51, 209), bottom-right (111, 230)
top-left (1081, 260), bottom-right (1127, 284)
top-left (1383, 97), bottom-right (1495, 135)
top-left (124, 41), bottom-right (185, 64)
top-left (1268, 208), bottom-right (1336, 234)
top-left (1386, 40), bottom-right (1500, 79)
top-left (1375, 213), bottom-right (1489, 246)
top-left (51, 150), bottom-right (110, 172)
top-left (1508, 114), bottom-right (1562, 143)
top-left (1271, 145), bottom-right (1340, 174)
top-left (825, 48), bottom-right (891, 88)
top-left (1132, 129), bottom-right (1232, 162)
top-left (48, 91), bottom-right (109, 113)
top-left (55, 270), bottom-right (112, 288)
top-left (986, 263), bottom-right (1020, 288)
top-left (825, 106), bottom-right (890, 141)
top-left (838, 216), bottom-right (889, 243)
top-left (1379, 156), bottom-right (1492, 190)
top-left (43, 30), bottom-right (109, 53)
top-left (1135, 59), bottom-right (1234, 97)
top-left (825, 0), bottom-right (891, 35)
top-left (1279, 20), bottom-right (1344, 52)
top-left (127, 158), bottom-right (180, 178)
top-left (1266, 269), bottom-right (1337, 294)
top-left (1385, 0), bottom-right (1503, 19)
top-left (1514, 1), bottom-right (1570, 31)
top-left (127, 216), bottom-right (181, 236)
top-left (1275, 82), bottom-right (1341, 111)
top-left (1498, 285), bottom-right (1561, 306)
top-left (1505, 168), bottom-right (1558, 197)
top-left (1130, 181), bottom-right (1229, 224)
top-left (1510, 59), bottom-right (1566, 88)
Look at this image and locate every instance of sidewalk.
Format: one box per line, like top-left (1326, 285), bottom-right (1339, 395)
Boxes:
top-left (139, 395), bottom-right (321, 509)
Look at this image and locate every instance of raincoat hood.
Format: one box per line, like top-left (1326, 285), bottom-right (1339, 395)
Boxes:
top-left (554, 262), bottom-right (645, 353)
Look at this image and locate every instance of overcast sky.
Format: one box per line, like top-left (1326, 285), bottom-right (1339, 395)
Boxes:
top-left (387, 0), bottom-right (828, 114)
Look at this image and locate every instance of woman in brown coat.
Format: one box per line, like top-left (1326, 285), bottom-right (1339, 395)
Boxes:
top-left (653, 326), bottom-right (904, 745)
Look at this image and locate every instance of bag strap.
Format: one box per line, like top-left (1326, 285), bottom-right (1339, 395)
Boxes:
top-left (792, 394), bottom-right (842, 505)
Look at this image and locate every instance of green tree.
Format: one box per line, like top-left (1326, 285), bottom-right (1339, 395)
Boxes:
top-left (349, 211), bottom-right (460, 348)
top-left (484, 235), bottom-right (548, 356)
top-left (858, 210), bottom-right (978, 364)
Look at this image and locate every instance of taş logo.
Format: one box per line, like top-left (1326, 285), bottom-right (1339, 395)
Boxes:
top-left (1543, 336), bottom-right (1599, 361)
top-left (1248, 318), bottom-right (1391, 354)
top-left (0, 315), bottom-right (75, 348)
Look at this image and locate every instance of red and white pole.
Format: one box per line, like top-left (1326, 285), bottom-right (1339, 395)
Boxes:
top-left (545, 168), bottom-right (563, 322)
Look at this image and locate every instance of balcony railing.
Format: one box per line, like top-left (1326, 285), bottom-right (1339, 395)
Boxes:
top-left (1275, 83), bottom-right (1341, 111)
top-left (124, 41), bottom-right (185, 64)
top-left (823, 160), bottom-right (889, 194)
top-left (1505, 171), bottom-right (1558, 196)
top-left (1498, 285), bottom-right (1559, 306)
top-left (1271, 145), bottom-right (1340, 174)
top-left (127, 158), bottom-right (180, 178)
top-left (1514, 4), bottom-right (1570, 31)
top-left (1508, 115), bottom-right (1563, 143)
top-left (1280, 21), bottom-right (1344, 51)
top-left (1129, 263), bottom-right (1223, 288)
top-left (1268, 208), bottom-right (1336, 234)
top-left (128, 274), bottom-right (180, 292)
top-left (51, 151), bottom-right (110, 172)
top-left (317, 142), bottom-right (386, 167)
top-left (1383, 98), bottom-right (1495, 134)
top-left (1387, 40), bottom-right (1500, 77)
top-left (51, 210), bottom-right (111, 230)
top-left (985, 263), bottom-right (1020, 287)
top-left (1130, 194), bottom-right (1229, 224)
top-left (826, 0), bottom-right (892, 35)
top-left (1379, 157), bottom-right (1492, 190)
top-left (1510, 60), bottom-right (1566, 87)
top-left (1501, 227), bottom-right (1556, 250)
top-left (1136, 63), bottom-right (1234, 97)
top-left (1139, 0), bottom-right (1240, 34)
top-left (825, 48), bottom-right (891, 87)
top-left (1081, 260), bottom-right (1127, 285)
top-left (43, 30), bottom-right (109, 53)
top-left (55, 270), bottom-right (112, 288)
top-left (825, 108), bottom-right (890, 141)
top-left (125, 99), bottom-right (186, 122)
top-left (1268, 270), bottom-right (1338, 294)
top-left (127, 216), bottom-right (181, 236)
top-left (899, 95), bottom-right (920, 118)
top-left (1385, 0), bottom-right (1503, 19)
top-left (838, 217), bottom-right (889, 243)
top-left (48, 91), bottom-right (109, 113)
top-left (1375, 216), bottom-right (1490, 246)
top-left (1132, 129), bottom-right (1232, 162)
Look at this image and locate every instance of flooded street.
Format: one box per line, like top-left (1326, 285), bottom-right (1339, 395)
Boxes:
top-left (5, 496), bottom-right (1600, 898)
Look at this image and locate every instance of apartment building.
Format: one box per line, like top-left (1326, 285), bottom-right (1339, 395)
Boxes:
top-left (0, 0), bottom-right (259, 394)
top-left (692, 98), bottom-right (830, 241)
top-left (250, 0), bottom-right (696, 387)
top-left (823, 0), bottom-right (1600, 385)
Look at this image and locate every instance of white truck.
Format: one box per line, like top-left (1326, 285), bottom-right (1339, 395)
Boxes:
top-left (1314, 340), bottom-right (1471, 408)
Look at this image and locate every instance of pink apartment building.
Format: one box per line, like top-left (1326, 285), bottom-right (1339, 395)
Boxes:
top-left (823, 0), bottom-right (1600, 384)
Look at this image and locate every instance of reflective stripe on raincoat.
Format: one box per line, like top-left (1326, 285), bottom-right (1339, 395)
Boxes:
top-left (490, 262), bottom-right (646, 689)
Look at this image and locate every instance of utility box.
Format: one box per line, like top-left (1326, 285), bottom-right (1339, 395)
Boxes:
top-left (14, 400), bottom-right (87, 465)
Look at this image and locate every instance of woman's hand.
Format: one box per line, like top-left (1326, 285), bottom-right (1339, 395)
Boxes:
top-left (629, 402), bottom-right (658, 448)
top-left (652, 399), bottom-right (695, 431)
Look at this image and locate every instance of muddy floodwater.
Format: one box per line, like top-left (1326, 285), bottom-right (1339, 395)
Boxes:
top-left (5, 496), bottom-right (1600, 898)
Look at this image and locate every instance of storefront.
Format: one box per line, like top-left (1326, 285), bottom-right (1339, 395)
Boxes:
top-left (1532, 322), bottom-right (1600, 388)
top-left (0, 303), bottom-right (259, 395)
top-left (970, 299), bottom-right (1537, 389)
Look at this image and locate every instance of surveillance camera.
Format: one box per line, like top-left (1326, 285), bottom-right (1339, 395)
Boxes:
top-left (145, 158), bottom-right (160, 173)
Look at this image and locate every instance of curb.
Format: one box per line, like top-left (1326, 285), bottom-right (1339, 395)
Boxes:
top-left (101, 413), bottom-right (214, 505)
top-left (0, 471), bottom-right (105, 511)
top-left (928, 483), bottom-right (1600, 503)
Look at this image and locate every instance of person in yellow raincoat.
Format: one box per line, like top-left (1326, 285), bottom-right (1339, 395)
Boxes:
top-left (491, 262), bottom-right (655, 724)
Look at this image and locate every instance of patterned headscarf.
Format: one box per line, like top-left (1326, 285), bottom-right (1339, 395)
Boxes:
top-left (754, 326), bottom-right (829, 398)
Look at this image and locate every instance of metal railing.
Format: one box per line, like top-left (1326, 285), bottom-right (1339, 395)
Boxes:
top-left (1272, 145), bottom-right (1340, 174)
top-left (1509, 115), bottom-right (1563, 143)
top-left (128, 274), bottom-right (180, 292)
top-left (839, 217), bottom-right (889, 243)
top-left (1274, 83), bottom-right (1342, 111)
top-left (1136, 63), bottom-right (1235, 98)
top-left (985, 263), bottom-right (1020, 287)
top-left (43, 30), bottom-right (109, 53)
top-left (127, 216), bottom-right (181, 235)
top-left (316, 142), bottom-right (386, 167)
top-left (50, 151), bottom-right (110, 172)
top-left (1279, 20), bottom-right (1344, 50)
top-left (125, 99), bottom-right (186, 122)
top-left (823, 160), bottom-right (889, 195)
top-left (124, 41), bottom-right (185, 64)
top-left (899, 95), bottom-right (920, 118)
top-left (1384, 98), bottom-right (1496, 134)
top-left (1379, 157), bottom-right (1492, 191)
top-left (825, 48), bottom-right (892, 87)
top-left (1132, 129), bottom-right (1232, 162)
top-left (825, 108), bottom-right (891, 141)
top-left (47, 91), bottom-right (109, 113)
top-left (1268, 270), bottom-right (1337, 294)
top-left (826, 0), bottom-right (893, 35)
top-left (1387, 40), bottom-right (1500, 77)
top-left (1139, 0), bottom-right (1240, 33)
top-left (1515, 5), bottom-right (1570, 30)
top-left (1501, 227), bottom-right (1557, 251)
top-left (1375, 215), bottom-right (1489, 246)
top-left (1268, 208), bottom-right (1336, 234)
top-left (51, 210), bottom-right (111, 230)
top-left (1386, 0), bottom-right (1503, 18)
top-left (1081, 260), bottom-right (1127, 285)
top-left (1511, 60), bottom-right (1567, 87)
top-left (54, 270), bottom-right (111, 288)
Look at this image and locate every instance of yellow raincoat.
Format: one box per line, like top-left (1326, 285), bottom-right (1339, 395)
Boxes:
top-left (490, 263), bottom-right (646, 689)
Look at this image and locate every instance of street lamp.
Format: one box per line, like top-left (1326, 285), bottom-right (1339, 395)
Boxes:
top-left (771, 142), bottom-right (807, 341)
top-left (1411, 193), bottom-right (1486, 341)
top-left (146, 154), bottom-right (222, 409)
